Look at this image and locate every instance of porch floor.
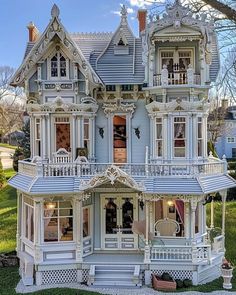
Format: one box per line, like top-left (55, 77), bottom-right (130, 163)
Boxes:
top-left (83, 252), bottom-right (144, 265)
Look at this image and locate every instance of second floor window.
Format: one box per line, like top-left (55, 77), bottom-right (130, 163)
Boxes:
top-left (155, 118), bottom-right (163, 157)
top-left (197, 117), bottom-right (203, 157)
top-left (84, 118), bottom-right (90, 153)
top-left (174, 117), bottom-right (186, 157)
top-left (35, 118), bottom-right (41, 156)
top-left (50, 52), bottom-right (68, 79)
top-left (227, 137), bottom-right (236, 143)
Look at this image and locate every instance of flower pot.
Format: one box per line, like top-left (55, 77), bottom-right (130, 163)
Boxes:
top-left (221, 268), bottom-right (233, 289)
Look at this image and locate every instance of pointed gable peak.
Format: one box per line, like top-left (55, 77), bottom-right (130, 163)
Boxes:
top-left (51, 4), bottom-right (60, 18)
top-left (120, 5), bottom-right (128, 26)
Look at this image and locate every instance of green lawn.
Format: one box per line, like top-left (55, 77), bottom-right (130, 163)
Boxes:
top-left (0, 143), bottom-right (17, 150)
top-left (0, 185), bottom-right (17, 253)
top-left (3, 168), bottom-right (16, 180)
top-left (0, 187), bottom-right (236, 294)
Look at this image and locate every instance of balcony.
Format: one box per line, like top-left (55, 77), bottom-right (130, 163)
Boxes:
top-left (153, 64), bottom-right (201, 87)
top-left (18, 158), bottom-right (226, 178)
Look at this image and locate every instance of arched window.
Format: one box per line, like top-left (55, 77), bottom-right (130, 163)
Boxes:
top-left (50, 52), bottom-right (68, 79)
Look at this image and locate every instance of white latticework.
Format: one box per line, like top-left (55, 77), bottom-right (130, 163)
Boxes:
top-left (42, 269), bottom-right (77, 285)
top-left (151, 270), bottom-right (193, 281)
top-left (82, 269), bottom-right (89, 283)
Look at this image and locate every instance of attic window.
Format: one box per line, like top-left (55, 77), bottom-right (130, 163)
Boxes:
top-left (49, 52), bottom-right (69, 79)
top-left (118, 38), bottom-right (125, 46)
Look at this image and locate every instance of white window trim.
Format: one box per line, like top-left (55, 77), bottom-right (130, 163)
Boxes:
top-left (23, 200), bottom-right (34, 243)
top-left (173, 116), bottom-right (187, 158)
top-left (42, 200), bottom-right (74, 244)
top-left (155, 117), bottom-right (163, 158)
top-left (47, 50), bottom-right (69, 80)
top-left (227, 137), bottom-right (236, 143)
top-left (158, 47), bottom-right (195, 73)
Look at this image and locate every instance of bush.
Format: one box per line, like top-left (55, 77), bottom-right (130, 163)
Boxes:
top-left (12, 148), bottom-right (24, 172)
top-left (0, 159), bottom-right (6, 188)
top-left (161, 272), bottom-right (173, 281)
top-left (183, 279), bottom-right (193, 287)
top-left (175, 279), bottom-right (184, 288)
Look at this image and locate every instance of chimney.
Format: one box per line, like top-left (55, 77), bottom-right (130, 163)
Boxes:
top-left (222, 99), bottom-right (228, 110)
top-left (137, 9), bottom-right (147, 34)
top-left (27, 22), bottom-right (39, 42)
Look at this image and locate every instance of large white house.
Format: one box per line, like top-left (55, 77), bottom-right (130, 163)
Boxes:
top-left (9, 1), bottom-right (236, 288)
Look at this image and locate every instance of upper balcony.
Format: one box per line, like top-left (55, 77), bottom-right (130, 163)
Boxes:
top-left (153, 64), bottom-right (201, 87)
top-left (18, 157), bottom-right (226, 179)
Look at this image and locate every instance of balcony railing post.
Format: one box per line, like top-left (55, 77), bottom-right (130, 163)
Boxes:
top-left (187, 64), bottom-right (194, 84)
top-left (161, 65), bottom-right (168, 86)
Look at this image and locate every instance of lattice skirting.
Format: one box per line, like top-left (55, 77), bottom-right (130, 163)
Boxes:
top-left (41, 269), bottom-right (77, 285)
top-left (147, 269), bottom-right (193, 283)
top-left (81, 269), bottom-right (89, 283)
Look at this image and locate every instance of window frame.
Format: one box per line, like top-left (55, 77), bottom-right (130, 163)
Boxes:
top-left (227, 137), bottom-right (236, 143)
top-left (43, 200), bottom-right (74, 244)
top-left (23, 197), bottom-right (34, 243)
top-left (173, 116), bottom-right (187, 158)
top-left (47, 51), bottom-right (69, 80)
top-left (155, 117), bottom-right (163, 158)
top-left (197, 117), bottom-right (203, 157)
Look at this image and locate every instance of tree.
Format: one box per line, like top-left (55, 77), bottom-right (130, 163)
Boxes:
top-left (0, 65), bottom-right (26, 141)
top-left (200, 0), bottom-right (236, 22)
top-left (0, 159), bottom-right (6, 188)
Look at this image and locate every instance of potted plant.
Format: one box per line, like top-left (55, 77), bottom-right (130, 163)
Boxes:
top-left (221, 258), bottom-right (233, 289)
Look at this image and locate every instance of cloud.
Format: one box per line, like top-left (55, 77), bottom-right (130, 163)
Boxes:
top-left (128, 0), bottom-right (153, 8)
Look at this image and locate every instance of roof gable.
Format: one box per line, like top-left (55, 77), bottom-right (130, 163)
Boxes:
top-left (11, 4), bottom-right (102, 87)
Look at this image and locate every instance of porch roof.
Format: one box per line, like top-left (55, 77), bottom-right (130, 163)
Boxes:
top-left (9, 173), bottom-right (236, 196)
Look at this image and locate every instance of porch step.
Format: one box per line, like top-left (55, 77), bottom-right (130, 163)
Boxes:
top-left (88, 264), bottom-right (142, 288)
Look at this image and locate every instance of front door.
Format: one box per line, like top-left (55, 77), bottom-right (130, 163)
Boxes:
top-left (101, 195), bottom-right (138, 250)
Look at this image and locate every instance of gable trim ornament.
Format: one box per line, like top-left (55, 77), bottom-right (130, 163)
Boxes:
top-left (103, 99), bottom-right (136, 117)
top-left (146, 99), bottom-right (210, 115)
top-left (27, 96), bottom-right (98, 114)
top-left (10, 4), bottom-right (102, 87)
top-left (79, 165), bottom-right (145, 191)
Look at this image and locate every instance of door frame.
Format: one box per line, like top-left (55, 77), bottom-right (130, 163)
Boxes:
top-left (100, 193), bottom-right (138, 250)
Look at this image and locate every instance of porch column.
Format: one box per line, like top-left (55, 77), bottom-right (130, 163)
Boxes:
top-left (144, 200), bottom-right (151, 264)
top-left (74, 196), bottom-right (83, 262)
top-left (47, 114), bottom-right (51, 159)
top-left (210, 197), bottom-right (214, 229)
top-left (221, 190), bottom-right (227, 249)
top-left (190, 199), bottom-right (198, 244)
top-left (16, 192), bottom-right (22, 254)
top-left (34, 200), bottom-right (43, 263)
top-left (184, 201), bottom-right (190, 239)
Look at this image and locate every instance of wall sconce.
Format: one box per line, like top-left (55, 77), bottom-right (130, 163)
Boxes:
top-left (46, 202), bottom-right (56, 210)
top-left (134, 127), bottom-right (140, 139)
top-left (98, 127), bottom-right (104, 138)
top-left (139, 200), bottom-right (144, 211)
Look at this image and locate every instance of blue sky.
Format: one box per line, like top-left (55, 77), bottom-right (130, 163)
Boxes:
top-left (0, 0), bottom-right (157, 69)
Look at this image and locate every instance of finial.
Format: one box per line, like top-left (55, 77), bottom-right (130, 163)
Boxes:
top-left (120, 5), bottom-right (128, 24)
top-left (51, 4), bottom-right (60, 18)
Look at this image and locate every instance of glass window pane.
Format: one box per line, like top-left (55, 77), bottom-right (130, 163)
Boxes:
top-left (44, 218), bottom-right (58, 242)
top-left (59, 217), bottom-right (73, 241)
top-left (59, 201), bottom-right (72, 209)
top-left (83, 208), bottom-right (90, 238)
top-left (59, 208), bottom-right (72, 216)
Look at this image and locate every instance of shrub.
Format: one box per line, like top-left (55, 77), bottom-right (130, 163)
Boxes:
top-left (12, 148), bottom-right (24, 172)
top-left (161, 272), bottom-right (173, 281)
top-left (183, 279), bottom-right (193, 287)
top-left (175, 279), bottom-right (184, 288)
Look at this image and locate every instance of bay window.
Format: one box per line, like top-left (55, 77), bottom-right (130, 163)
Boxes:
top-left (43, 201), bottom-right (73, 242)
top-left (174, 117), bottom-right (186, 157)
top-left (24, 197), bottom-right (34, 243)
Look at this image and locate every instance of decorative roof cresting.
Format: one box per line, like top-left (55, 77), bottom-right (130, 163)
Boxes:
top-left (51, 4), bottom-right (60, 18)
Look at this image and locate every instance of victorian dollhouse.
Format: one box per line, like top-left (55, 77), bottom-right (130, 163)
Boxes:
top-left (9, 1), bottom-right (236, 287)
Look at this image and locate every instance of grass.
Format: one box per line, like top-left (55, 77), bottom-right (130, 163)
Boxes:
top-left (0, 185), bottom-right (17, 253)
top-left (0, 143), bottom-right (17, 150)
top-left (0, 186), bottom-right (236, 293)
top-left (3, 168), bottom-right (16, 180)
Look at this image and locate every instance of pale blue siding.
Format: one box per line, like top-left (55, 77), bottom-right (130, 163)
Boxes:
top-left (131, 100), bottom-right (150, 163)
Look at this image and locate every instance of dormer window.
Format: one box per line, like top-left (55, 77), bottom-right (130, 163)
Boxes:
top-left (49, 51), bottom-right (69, 79)
top-left (114, 28), bottom-right (129, 55)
